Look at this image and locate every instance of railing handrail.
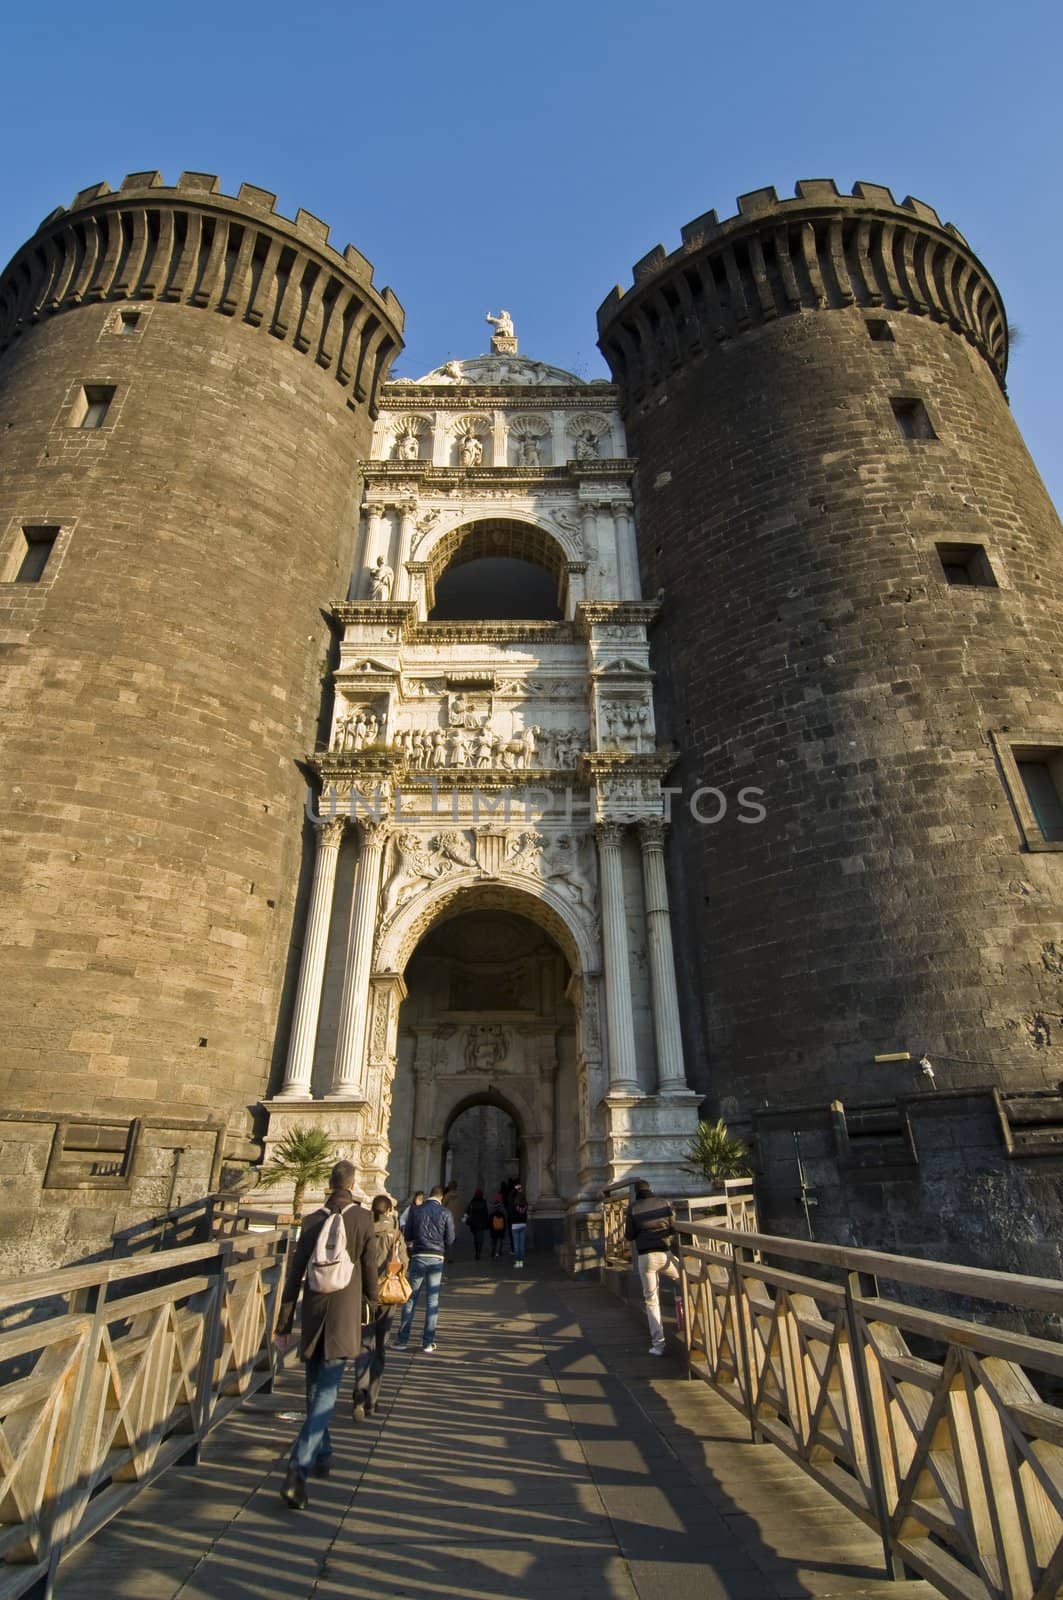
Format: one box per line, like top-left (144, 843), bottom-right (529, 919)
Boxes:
top-left (676, 1219), bottom-right (1063, 1313)
top-left (0, 1229), bottom-right (287, 1312)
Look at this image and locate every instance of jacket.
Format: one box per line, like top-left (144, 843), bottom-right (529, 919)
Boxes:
top-left (465, 1195), bottom-right (490, 1232)
top-left (403, 1197), bottom-right (455, 1257)
top-left (625, 1192), bottom-right (676, 1256)
top-left (372, 1215), bottom-right (408, 1275)
top-left (277, 1191), bottom-right (378, 1360)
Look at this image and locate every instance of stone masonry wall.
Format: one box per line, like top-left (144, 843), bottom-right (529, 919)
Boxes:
top-left (599, 186), bottom-right (1063, 1270)
top-left (0, 179), bottom-right (403, 1265)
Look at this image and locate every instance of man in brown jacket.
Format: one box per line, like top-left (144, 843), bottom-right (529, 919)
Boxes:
top-left (274, 1160), bottom-right (378, 1508)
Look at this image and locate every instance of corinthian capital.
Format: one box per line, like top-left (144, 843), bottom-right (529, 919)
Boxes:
top-left (636, 817), bottom-right (667, 849)
top-left (594, 821), bottom-right (626, 850)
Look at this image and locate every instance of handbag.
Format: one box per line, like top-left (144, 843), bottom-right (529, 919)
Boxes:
top-left (378, 1232), bottom-right (411, 1306)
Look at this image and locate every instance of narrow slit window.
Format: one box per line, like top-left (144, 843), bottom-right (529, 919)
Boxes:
top-left (10, 525), bottom-right (59, 584)
top-left (119, 311), bottom-right (141, 334)
top-left (1017, 758), bottom-right (1063, 843)
top-left (891, 397), bottom-right (936, 440)
top-left (936, 541), bottom-right (997, 588)
top-left (866, 319), bottom-right (894, 342)
top-left (70, 384), bottom-right (116, 429)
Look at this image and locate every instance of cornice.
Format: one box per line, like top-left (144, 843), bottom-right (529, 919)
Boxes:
top-left (331, 601), bottom-right (417, 631)
top-left (574, 599), bottom-right (662, 634)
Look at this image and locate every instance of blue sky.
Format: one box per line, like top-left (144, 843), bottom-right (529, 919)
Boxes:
top-left (2, 1), bottom-right (1060, 509)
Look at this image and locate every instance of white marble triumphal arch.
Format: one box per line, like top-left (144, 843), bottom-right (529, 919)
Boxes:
top-left (262, 319), bottom-right (701, 1250)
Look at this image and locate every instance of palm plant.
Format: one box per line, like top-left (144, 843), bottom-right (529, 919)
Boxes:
top-left (683, 1118), bottom-right (751, 1188)
top-left (257, 1124), bottom-right (335, 1218)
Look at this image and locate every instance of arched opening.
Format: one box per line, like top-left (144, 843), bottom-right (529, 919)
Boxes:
top-left (426, 519), bottom-right (567, 621)
top-left (443, 1094), bottom-right (521, 1193)
top-left (384, 898), bottom-right (580, 1246)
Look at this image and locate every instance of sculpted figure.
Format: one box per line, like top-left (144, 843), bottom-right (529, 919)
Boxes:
top-left (449, 728), bottom-right (471, 767)
top-left (383, 832), bottom-right (443, 918)
top-left (430, 729), bottom-right (448, 768)
top-left (460, 434), bottom-right (484, 467)
top-left (517, 435), bottom-right (542, 466)
top-left (574, 429), bottom-right (599, 461)
top-left (395, 432), bottom-right (419, 461)
top-left (473, 726), bottom-right (494, 769)
top-left (439, 830), bottom-right (477, 868)
top-left (369, 555), bottom-right (394, 601)
top-left (485, 309), bottom-right (515, 339)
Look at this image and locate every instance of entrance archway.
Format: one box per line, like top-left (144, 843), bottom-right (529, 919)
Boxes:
top-left (443, 1092), bottom-right (522, 1193)
top-left (383, 900), bottom-right (580, 1244)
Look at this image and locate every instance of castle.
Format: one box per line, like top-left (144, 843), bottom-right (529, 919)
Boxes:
top-left (0, 172), bottom-right (1060, 1275)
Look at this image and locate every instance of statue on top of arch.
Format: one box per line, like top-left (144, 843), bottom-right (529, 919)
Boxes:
top-left (485, 308), bottom-right (518, 355)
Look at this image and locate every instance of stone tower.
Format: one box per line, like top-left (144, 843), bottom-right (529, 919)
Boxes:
top-left (598, 180), bottom-right (1063, 1275)
top-left (0, 172), bottom-right (403, 1267)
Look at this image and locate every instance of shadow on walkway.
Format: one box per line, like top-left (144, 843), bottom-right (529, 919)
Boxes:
top-left (60, 1256), bottom-right (932, 1600)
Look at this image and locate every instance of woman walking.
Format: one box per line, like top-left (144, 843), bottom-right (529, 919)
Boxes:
top-left (352, 1193), bottom-right (408, 1421)
top-left (508, 1182), bottom-right (529, 1269)
top-left (488, 1193), bottom-right (507, 1259)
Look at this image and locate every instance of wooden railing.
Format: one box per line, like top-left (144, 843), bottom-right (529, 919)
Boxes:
top-left (602, 1179), bottom-right (759, 1267)
top-left (0, 1227), bottom-right (289, 1599)
top-left (676, 1221), bottom-right (1063, 1600)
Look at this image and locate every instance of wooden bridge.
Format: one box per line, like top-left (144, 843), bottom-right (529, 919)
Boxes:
top-left (1, 1197), bottom-right (1060, 1600)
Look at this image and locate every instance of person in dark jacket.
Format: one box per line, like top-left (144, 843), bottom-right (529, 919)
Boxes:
top-left (274, 1161), bottom-right (378, 1507)
top-left (465, 1188), bottom-right (490, 1260)
top-left (624, 1178), bottom-right (680, 1356)
top-left (394, 1185), bottom-right (454, 1351)
top-left (352, 1193), bottom-right (408, 1421)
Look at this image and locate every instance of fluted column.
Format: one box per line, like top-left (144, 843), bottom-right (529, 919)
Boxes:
top-left (595, 822), bottom-right (640, 1093)
top-left (276, 817), bottom-right (346, 1098)
top-left (394, 502), bottom-right (416, 600)
top-left (328, 818), bottom-right (389, 1099)
top-left (637, 818), bottom-right (688, 1093)
top-left (614, 498), bottom-right (640, 601)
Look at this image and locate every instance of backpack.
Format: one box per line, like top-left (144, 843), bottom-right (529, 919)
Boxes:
top-left (490, 1210), bottom-right (506, 1233)
top-left (306, 1204), bottom-right (355, 1294)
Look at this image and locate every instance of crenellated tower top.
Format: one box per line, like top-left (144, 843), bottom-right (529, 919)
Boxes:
top-left (0, 170), bottom-right (405, 413)
top-left (597, 178), bottom-right (1007, 404)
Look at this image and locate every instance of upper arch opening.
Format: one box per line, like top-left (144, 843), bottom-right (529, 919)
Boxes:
top-left (426, 519), bottom-right (567, 621)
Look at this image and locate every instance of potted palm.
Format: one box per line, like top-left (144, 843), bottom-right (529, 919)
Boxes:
top-left (683, 1118), bottom-right (751, 1190)
top-left (257, 1124), bottom-right (335, 1219)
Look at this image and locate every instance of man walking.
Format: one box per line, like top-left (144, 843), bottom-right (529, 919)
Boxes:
top-left (274, 1161), bottom-right (378, 1508)
top-left (625, 1178), bottom-right (680, 1356)
top-left (393, 1184), bottom-right (454, 1352)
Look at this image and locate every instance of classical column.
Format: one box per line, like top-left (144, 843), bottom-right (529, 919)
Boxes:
top-left (328, 818), bottom-right (389, 1099)
top-left (637, 818), bottom-right (688, 1092)
top-left (275, 817), bottom-right (346, 1098)
top-left (551, 411), bottom-right (569, 467)
top-left (366, 506), bottom-right (389, 584)
top-left (614, 498), bottom-right (640, 601)
top-left (492, 409), bottom-right (507, 467)
top-left (394, 502), bottom-right (416, 600)
top-left (595, 822), bottom-right (640, 1093)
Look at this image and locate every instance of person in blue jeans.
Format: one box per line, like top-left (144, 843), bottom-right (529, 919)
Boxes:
top-left (273, 1161), bottom-right (378, 1509)
top-left (508, 1181), bottom-right (529, 1269)
top-left (394, 1185), bottom-right (454, 1351)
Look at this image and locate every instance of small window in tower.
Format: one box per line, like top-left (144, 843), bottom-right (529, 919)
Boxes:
top-left (119, 311), bottom-right (141, 334)
top-left (69, 384), bottom-right (116, 429)
top-left (936, 542), bottom-right (998, 588)
top-left (866, 318), bottom-right (894, 342)
top-left (1017, 756), bottom-right (1063, 843)
top-left (891, 397), bottom-right (936, 440)
top-left (992, 733), bottom-right (1063, 853)
top-left (5, 525), bottom-right (60, 584)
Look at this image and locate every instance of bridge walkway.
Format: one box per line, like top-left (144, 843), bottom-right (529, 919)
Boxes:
top-left (60, 1257), bottom-right (932, 1600)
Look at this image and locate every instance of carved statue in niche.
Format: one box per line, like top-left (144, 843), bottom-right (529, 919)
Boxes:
top-left (464, 1024), bottom-right (509, 1073)
top-left (517, 435), bottom-right (542, 466)
top-left (383, 832), bottom-right (444, 917)
top-left (460, 435), bottom-right (484, 467)
top-left (395, 432), bottom-right (419, 462)
top-left (573, 429), bottom-right (600, 461)
top-left (369, 555), bottom-right (394, 601)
